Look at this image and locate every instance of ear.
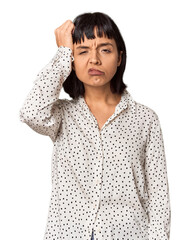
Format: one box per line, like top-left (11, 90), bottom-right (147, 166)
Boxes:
top-left (117, 51), bottom-right (123, 67)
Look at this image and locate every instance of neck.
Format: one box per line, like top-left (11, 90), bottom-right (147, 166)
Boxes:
top-left (83, 85), bottom-right (121, 107)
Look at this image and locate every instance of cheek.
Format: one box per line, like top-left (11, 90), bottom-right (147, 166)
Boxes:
top-left (73, 60), bottom-right (88, 81)
top-left (106, 59), bottom-right (119, 76)
top-left (73, 60), bottom-right (84, 73)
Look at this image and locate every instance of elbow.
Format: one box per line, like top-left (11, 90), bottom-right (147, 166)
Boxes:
top-left (19, 107), bottom-right (36, 124)
top-left (19, 108), bottom-right (27, 123)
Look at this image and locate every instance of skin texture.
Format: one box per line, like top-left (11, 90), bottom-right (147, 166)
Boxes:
top-left (54, 20), bottom-right (123, 107)
top-left (54, 20), bottom-right (75, 51)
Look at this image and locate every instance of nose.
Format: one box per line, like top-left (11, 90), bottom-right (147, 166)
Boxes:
top-left (89, 51), bottom-right (101, 65)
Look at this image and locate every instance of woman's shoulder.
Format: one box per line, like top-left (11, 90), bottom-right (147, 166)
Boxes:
top-left (135, 101), bottom-right (160, 123)
top-left (57, 97), bottom-right (79, 109)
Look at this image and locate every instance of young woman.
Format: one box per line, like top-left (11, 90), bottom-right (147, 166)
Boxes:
top-left (19, 12), bottom-right (171, 240)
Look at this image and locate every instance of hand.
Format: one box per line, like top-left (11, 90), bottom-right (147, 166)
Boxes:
top-left (54, 20), bottom-right (75, 52)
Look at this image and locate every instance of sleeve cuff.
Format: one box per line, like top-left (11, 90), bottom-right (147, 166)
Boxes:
top-left (57, 46), bottom-right (74, 62)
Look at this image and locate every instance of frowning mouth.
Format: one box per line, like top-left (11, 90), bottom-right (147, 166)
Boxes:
top-left (88, 68), bottom-right (104, 76)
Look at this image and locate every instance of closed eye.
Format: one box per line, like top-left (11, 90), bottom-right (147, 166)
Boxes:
top-left (79, 51), bottom-right (88, 55)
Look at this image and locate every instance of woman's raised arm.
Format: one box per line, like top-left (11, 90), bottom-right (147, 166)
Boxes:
top-left (19, 20), bottom-right (75, 142)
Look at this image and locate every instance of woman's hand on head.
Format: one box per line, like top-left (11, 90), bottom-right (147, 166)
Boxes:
top-left (54, 20), bottom-right (75, 52)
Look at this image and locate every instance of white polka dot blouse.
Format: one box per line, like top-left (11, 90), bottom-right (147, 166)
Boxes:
top-left (19, 46), bottom-right (171, 240)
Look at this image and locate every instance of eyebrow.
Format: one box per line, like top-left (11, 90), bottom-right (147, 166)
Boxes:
top-left (76, 42), bottom-right (114, 50)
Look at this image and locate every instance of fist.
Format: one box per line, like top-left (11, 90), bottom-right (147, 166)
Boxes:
top-left (54, 20), bottom-right (75, 51)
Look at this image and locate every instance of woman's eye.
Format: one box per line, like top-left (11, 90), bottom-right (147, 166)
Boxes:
top-left (79, 51), bottom-right (87, 55)
top-left (102, 49), bottom-right (111, 53)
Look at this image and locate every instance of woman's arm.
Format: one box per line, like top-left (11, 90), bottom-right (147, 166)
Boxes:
top-left (19, 46), bottom-right (74, 142)
top-left (19, 20), bottom-right (75, 142)
top-left (145, 112), bottom-right (171, 240)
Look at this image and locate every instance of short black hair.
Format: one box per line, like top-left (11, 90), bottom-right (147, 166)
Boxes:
top-left (63, 12), bottom-right (128, 99)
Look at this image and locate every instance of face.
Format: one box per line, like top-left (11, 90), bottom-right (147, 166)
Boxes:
top-left (73, 29), bottom-right (122, 89)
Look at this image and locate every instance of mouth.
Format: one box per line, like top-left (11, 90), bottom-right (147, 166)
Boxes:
top-left (88, 68), bottom-right (104, 76)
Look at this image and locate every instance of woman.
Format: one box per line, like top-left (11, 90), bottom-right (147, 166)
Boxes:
top-left (19, 12), bottom-right (171, 240)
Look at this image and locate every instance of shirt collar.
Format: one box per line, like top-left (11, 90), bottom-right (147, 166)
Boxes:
top-left (77, 88), bottom-right (136, 115)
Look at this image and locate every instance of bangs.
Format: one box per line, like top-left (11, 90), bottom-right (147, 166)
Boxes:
top-left (72, 12), bottom-right (115, 44)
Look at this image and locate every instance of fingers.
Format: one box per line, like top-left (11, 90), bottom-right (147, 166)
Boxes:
top-left (54, 20), bottom-right (75, 49)
top-left (55, 20), bottom-right (74, 32)
top-left (65, 21), bottom-right (75, 35)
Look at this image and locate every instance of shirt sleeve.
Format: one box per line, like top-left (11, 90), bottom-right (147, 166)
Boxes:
top-left (19, 46), bottom-right (74, 142)
top-left (145, 112), bottom-right (171, 240)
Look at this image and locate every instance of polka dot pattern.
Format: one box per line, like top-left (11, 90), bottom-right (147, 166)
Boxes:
top-left (19, 46), bottom-right (171, 240)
